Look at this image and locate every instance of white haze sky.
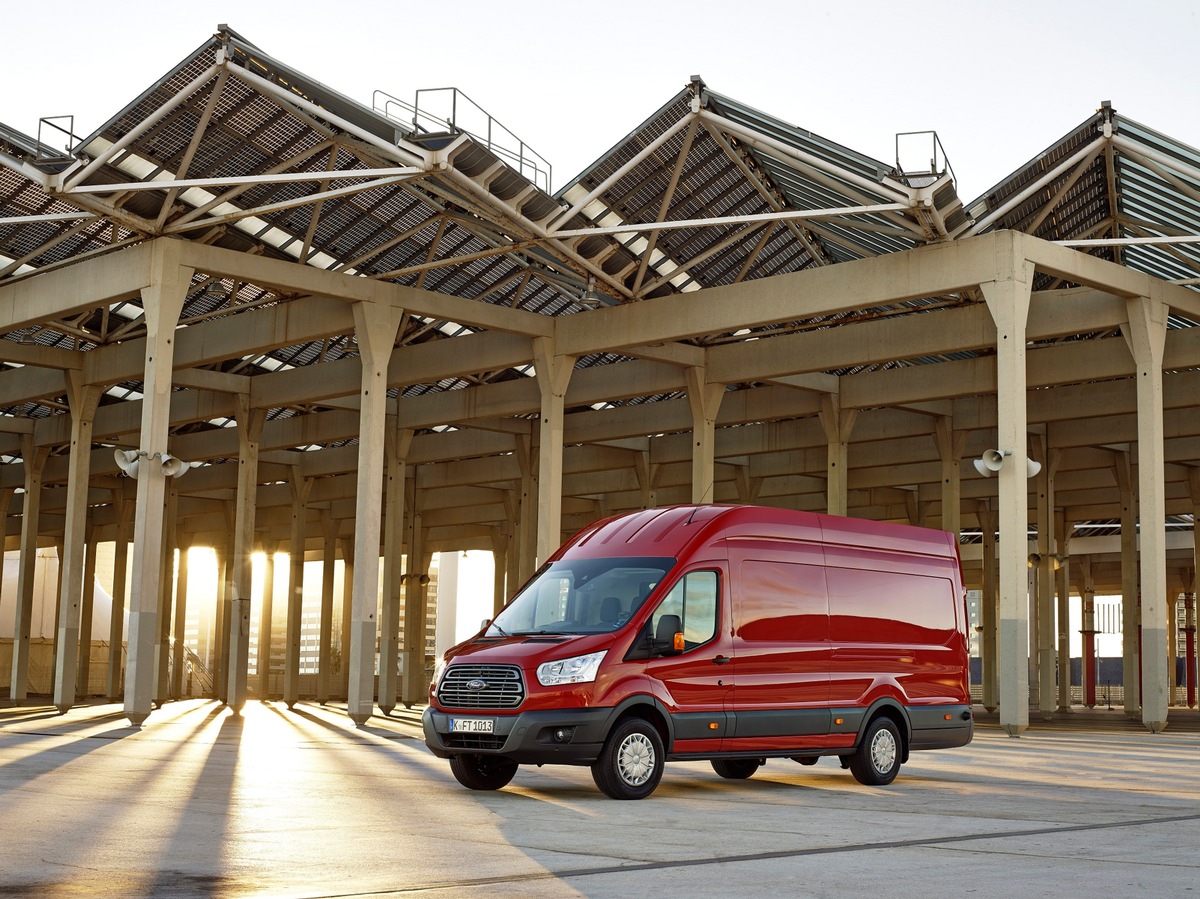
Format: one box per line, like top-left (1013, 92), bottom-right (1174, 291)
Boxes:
top-left (2, 0), bottom-right (1198, 203)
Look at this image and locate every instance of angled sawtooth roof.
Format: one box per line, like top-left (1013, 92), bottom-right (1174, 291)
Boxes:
top-left (0, 26), bottom-right (1196, 489)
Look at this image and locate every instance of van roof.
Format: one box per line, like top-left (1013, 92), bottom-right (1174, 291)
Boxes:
top-left (557, 504), bottom-right (958, 561)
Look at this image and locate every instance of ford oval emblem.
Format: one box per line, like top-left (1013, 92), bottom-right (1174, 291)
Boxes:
top-left (466, 679), bottom-right (488, 691)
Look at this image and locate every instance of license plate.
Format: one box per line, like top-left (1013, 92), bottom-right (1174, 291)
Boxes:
top-left (449, 717), bottom-right (495, 734)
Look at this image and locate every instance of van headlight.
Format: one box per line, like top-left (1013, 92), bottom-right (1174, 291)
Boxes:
top-left (537, 650), bottom-right (607, 686)
top-left (432, 656), bottom-right (447, 690)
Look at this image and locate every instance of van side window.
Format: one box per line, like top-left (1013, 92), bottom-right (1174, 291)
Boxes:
top-left (651, 570), bottom-right (718, 651)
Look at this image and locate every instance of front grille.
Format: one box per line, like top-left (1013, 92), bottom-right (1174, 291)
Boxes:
top-left (438, 664), bottom-right (525, 709)
top-left (446, 733), bottom-right (507, 751)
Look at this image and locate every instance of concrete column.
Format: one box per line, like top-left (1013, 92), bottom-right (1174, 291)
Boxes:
top-left (11, 438), bottom-right (50, 703)
top-left (435, 550), bottom-right (461, 660)
top-left (76, 527), bottom-right (99, 700)
top-left (685, 366), bottom-right (724, 504)
top-left (317, 512), bottom-right (338, 705)
top-left (819, 393), bottom-right (858, 517)
top-left (50, 540), bottom-right (64, 695)
top-left (636, 449), bottom-right (660, 510)
top-left (533, 337), bottom-right (575, 564)
top-left (934, 418), bottom-right (966, 538)
top-left (401, 512), bottom-right (428, 707)
top-left (1056, 512), bottom-right (1074, 712)
top-left (977, 500), bottom-right (999, 711)
top-left (107, 487), bottom-right (133, 700)
top-left (1032, 436), bottom-right (1060, 719)
top-left (379, 427), bottom-right (411, 714)
top-left (514, 437), bottom-right (536, 583)
top-left (124, 243), bottom-right (191, 726)
top-left (734, 466), bottom-right (763, 505)
top-left (213, 539), bottom-right (229, 702)
top-left (505, 490), bottom-right (522, 599)
top-left (340, 536), bottom-right (354, 701)
top-left (1076, 557), bottom-right (1097, 708)
top-left (169, 540), bottom-right (191, 700)
top-left (980, 261), bottom-right (1035, 737)
top-left (228, 399), bottom-right (266, 715)
top-left (346, 300), bottom-right (404, 726)
top-left (904, 492), bottom-right (929, 528)
top-left (0, 488), bottom-right (11, 684)
top-left (155, 486), bottom-right (178, 707)
top-left (284, 474), bottom-right (312, 709)
top-left (1113, 451), bottom-right (1140, 716)
top-left (256, 549), bottom-right (275, 700)
top-left (490, 526), bottom-right (508, 618)
top-left (1124, 295), bottom-right (1169, 733)
top-left (53, 379), bottom-right (103, 712)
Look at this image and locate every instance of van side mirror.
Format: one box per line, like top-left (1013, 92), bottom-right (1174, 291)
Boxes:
top-left (653, 614), bottom-right (684, 657)
top-left (624, 616), bottom-right (684, 660)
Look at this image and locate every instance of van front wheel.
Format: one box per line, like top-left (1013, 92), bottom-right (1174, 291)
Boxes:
top-left (449, 754), bottom-right (518, 790)
top-left (849, 717), bottom-right (901, 786)
top-left (592, 718), bottom-right (664, 799)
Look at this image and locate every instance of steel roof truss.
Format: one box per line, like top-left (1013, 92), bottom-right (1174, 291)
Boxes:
top-left (159, 137), bottom-right (337, 232)
top-left (632, 118), bottom-right (701, 294)
top-left (154, 68), bottom-right (231, 231)
top-left (162, 173), bottom-right (421, 236)
top-left (960, 134), bottom-right (1108, 239)
top-left (701, 120), bottom-right (832, 267)
top-left (548, 114), bottom-right (696, 233)
top-left (62, 61), bottom-right (225, 192)
top-left (698, 109), bottom-right (922, 243)
top-left (227, 62), bottom-right (429, 172)
top-left (637, 221), bottom-right (769, 298)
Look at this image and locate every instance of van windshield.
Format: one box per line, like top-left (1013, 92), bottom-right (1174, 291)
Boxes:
top-left (489, 557), bottom-right (675, 636)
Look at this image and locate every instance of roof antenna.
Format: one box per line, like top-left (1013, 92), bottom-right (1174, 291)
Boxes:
top-left (685, 487), bottom-right (713, 524)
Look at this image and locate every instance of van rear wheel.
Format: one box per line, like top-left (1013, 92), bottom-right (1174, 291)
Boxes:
top-left (711, 758), bottom-right (761, 779)
top-left (449, 754), bottom-right (518, 790)
top-left (591, 717), bottom-right (664, 799)
top-left (849, 717), bottom-right (901, 786)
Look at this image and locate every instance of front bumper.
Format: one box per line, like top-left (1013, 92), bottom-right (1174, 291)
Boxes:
top-left (423, 706), bottom-right (616, 766)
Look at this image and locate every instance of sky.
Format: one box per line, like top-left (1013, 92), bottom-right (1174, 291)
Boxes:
top-left (2, 0), bottom-right (1198, 204)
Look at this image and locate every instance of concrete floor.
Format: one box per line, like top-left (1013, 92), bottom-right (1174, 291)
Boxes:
top-left (1, 700), bottom-right (1198, 898)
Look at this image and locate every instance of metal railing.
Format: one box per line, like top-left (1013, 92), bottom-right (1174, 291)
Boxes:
top-left (893, 130), bottom-right (956, 190)
top-left (373, 87), bottom-right (552, 192)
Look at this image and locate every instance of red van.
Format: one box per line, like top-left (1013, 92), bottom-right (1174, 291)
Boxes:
top-left (423, 504), bottom-right (972, 799)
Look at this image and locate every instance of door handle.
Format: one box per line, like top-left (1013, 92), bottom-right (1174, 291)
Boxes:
top-left (712, 655), bottom-right (731, 665)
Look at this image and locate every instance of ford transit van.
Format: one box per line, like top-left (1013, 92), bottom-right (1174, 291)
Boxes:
top-left (423, 504), bottom-right (972, 799)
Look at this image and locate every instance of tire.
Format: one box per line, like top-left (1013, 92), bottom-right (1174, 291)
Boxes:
top-left (591, 717), bottom-right (665, 800)
top-left (711, 758), bottom-right (761, 779)
top-left (449, 754), bottom-right (518, 791)
top-left (849, 717), bottom-right (902, 786)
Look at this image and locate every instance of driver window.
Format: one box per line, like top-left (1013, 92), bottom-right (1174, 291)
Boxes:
top-left (650, 570), bottom-right (718, 651)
